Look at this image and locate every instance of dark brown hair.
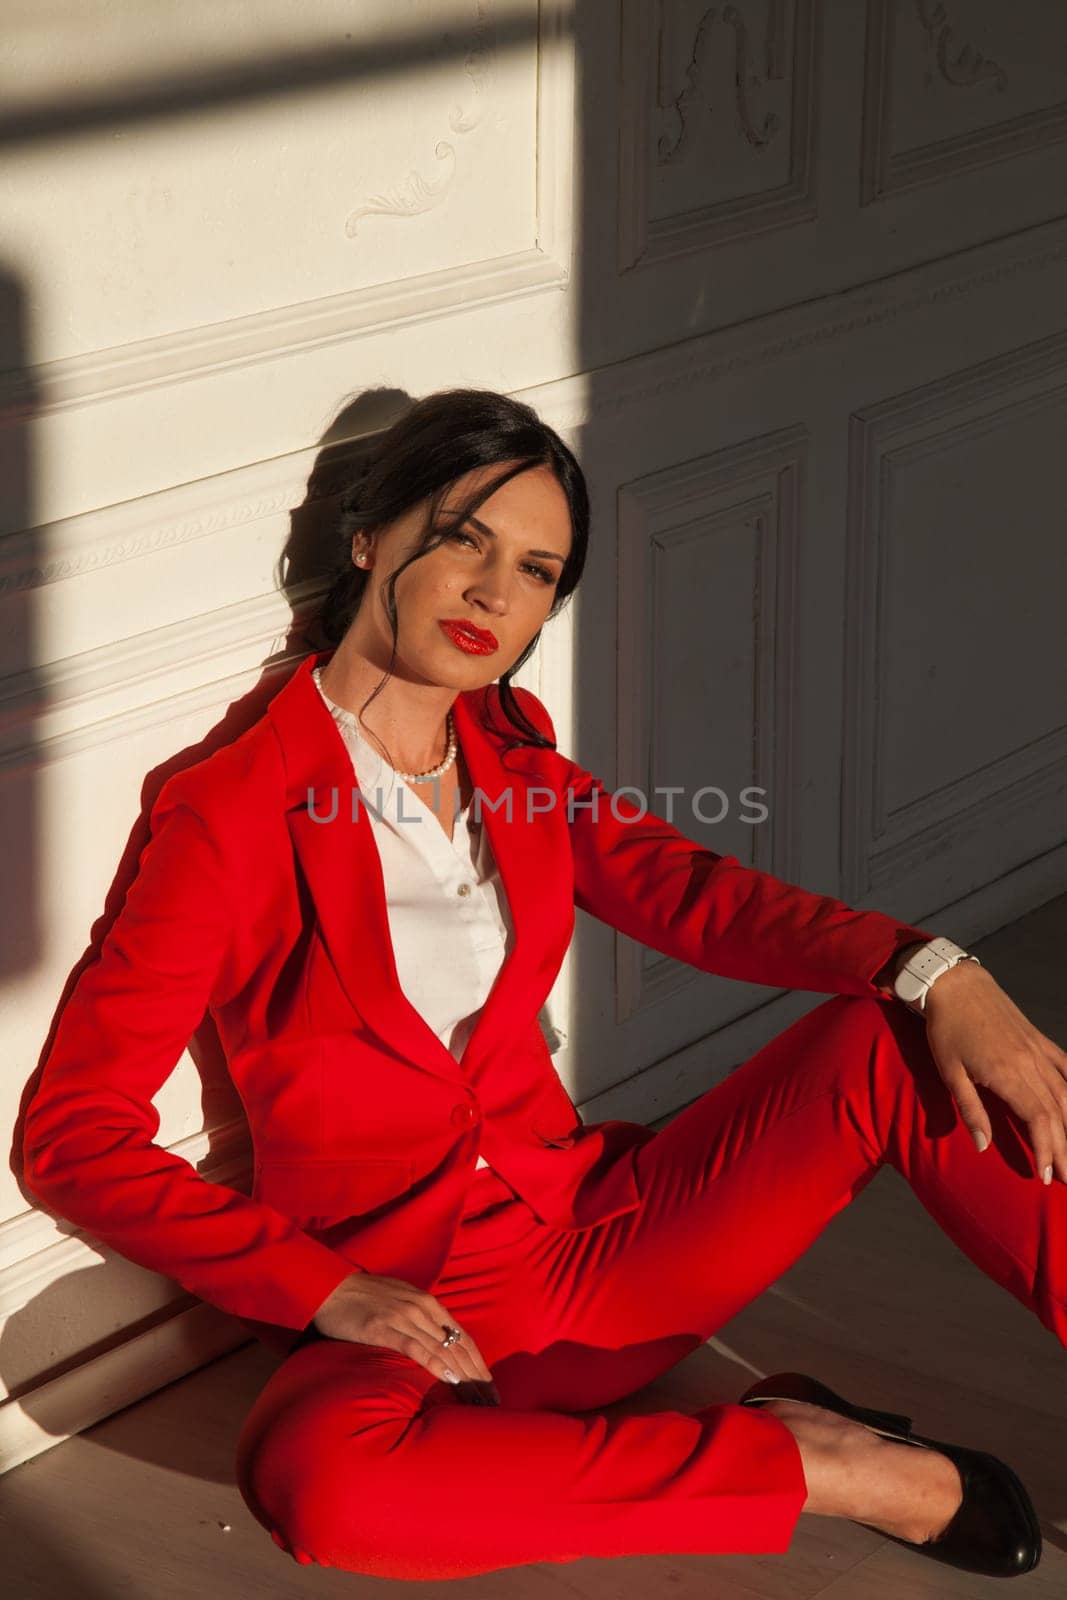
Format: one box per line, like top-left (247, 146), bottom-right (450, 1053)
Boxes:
top-left (307, 387), bottom-right (589, 755)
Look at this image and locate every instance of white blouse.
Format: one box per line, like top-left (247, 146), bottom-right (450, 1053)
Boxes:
top-left (312, 668), bottom-right (565, 1172)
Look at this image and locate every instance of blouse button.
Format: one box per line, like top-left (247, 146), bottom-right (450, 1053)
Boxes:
top-left (457, 882), bottom-right (472, 897)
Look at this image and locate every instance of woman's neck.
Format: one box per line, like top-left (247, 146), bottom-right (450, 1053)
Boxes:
top-left (318, 647), bottom-right (458, 775)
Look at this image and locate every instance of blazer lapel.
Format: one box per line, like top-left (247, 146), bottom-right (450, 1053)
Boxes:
top-left (448, 684), bottom-right (573, 1093)
top-left (268, 650), bottom-right (570, 1092)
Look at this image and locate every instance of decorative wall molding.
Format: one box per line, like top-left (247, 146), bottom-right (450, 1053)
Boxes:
top-left (861, 0), bottom-right (1067, 204)
top-left (0, 1300), bottom-right (252, 1476)
top-left (0, 0), bottom-right (573, 420)
top-left (0, 256), bottom-right (567, 426)
top-left (913, 0), bottom-right (1008, 94)
top-left (657, 0), bottom-right (790, 162)
top-left (556, 214), bottom-right (1067, 431)
top-left (0, 442), bottom-right (350, 600)
top-left (0, 594), bottom-right (316, 775)
top-left (619, 0), bottom-right (817, 271)
top-left (841, 329), bottom-right (1067, 903)
top-left (1, 1116), bottom-right (253, 1456)
top-left (345, 0), bottom-right (495, 233)
top-left (2, 220), bottom-right (1065, 564)
top-left (1, 218), bottom-right (1064, 779)
top-left (614, 425), bottom-right (805, 1024)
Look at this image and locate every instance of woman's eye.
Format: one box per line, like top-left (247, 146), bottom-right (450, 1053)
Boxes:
top-left (446, 528), bottom-right (555, 584)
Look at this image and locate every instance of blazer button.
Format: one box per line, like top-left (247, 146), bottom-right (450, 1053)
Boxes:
top-left (451, 1101), bottom-right (478, 1127)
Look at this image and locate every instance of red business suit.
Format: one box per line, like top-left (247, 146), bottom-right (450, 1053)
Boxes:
top-left (23, 649), bottom-right (1059, 1577)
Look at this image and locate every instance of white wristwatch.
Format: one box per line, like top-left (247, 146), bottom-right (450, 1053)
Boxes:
top-left (893, 936), bottom-right (981, 1016)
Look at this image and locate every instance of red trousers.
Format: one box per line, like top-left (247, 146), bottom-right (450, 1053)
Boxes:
top-left (234, 995), bottom-right (1065, 1579)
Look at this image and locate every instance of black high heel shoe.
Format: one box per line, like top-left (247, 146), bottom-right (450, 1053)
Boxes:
top-left (738, 1371), bottom-right (1042, 1578)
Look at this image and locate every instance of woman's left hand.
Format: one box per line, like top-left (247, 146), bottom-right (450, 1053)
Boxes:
top-left (922, 962), bottom-right (1067, 1184)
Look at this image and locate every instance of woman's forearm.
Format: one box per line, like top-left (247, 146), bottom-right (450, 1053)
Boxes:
top-left (872, 940), bottom-right (929, 1000)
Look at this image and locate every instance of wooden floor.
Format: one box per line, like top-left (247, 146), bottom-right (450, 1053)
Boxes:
top-left (5, 895), bottom-right (1067, 1598)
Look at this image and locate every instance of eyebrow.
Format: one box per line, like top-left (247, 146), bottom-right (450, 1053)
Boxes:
top-left (440, 508), bottom-right (567, 564)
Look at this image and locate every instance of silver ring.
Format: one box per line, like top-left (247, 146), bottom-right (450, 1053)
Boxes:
top-left (441, 1324), bottom-right (462, 1348)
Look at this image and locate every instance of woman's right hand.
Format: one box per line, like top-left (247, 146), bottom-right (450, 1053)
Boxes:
top-left (310, 1271), bottom-right (496, 1389)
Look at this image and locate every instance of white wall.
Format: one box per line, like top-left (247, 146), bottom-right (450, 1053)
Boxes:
top-left (3, 0), bottom-right (1065, 1471)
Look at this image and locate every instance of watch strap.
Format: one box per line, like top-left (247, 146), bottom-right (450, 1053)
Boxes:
top-left (893, 936), bottom-right (981, 1015)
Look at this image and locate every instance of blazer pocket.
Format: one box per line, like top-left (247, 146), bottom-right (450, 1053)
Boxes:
top-left (254, 1157), bottom-right (414, 1226)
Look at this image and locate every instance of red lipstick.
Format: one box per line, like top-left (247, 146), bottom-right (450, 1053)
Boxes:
top-left (439, 619), bottom-right (498, 655)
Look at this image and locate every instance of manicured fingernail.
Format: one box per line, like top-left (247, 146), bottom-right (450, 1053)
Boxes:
top-left (973, 1131), bottom-right (989, 1152)
top-left (444, 1368), bottom-right (460, 1383)
top-left (1043, 1166), bottom-right (1053, 1185)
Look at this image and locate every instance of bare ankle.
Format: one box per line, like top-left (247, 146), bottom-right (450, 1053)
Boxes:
top-left (750, 1398), bottom-right (869, 1519)
top-left (756, 1400), bottom-right (963, 1543)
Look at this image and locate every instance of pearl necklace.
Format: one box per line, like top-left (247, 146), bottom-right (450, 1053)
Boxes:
top-left (394, 710), bottom-right (458, 784)
top-left (313, 665), bottom-right (457, 784)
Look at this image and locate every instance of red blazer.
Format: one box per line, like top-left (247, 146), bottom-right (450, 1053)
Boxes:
top-left (22, 648), bottom-right (932, 1354)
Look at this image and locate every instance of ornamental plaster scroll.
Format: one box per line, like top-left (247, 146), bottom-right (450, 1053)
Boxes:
top-left (913, 0), bottom-right (1008, 95)
top-left (345, 0), bottom-right (496, 237)
top-left (657, 0), bottom-right (789, 164)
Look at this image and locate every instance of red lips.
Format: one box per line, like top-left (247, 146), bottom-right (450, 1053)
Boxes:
top-left (441, 618), bottom-right (498, 648)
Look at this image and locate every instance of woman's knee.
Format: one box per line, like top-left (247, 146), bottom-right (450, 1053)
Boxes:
top-left (249, 1446), bottom-right (367, 1569)
top-left (235, 1359), bottom-right (427, 1571)
top-left (812, 992), bottom-right (891, 1031)
top-left (809, 993), bottom-right (919, 1058)
top-left (243, 1408), bottom-right (475, 1577)
top-left (238, 1404), bottom-right (405, 1570)
top-left (236, 1393), bottom-right (327, 1552)
top-left (809, 992), bottom-right (947, 1144)
top-left (802, 993), bottom-right (933, 1105)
